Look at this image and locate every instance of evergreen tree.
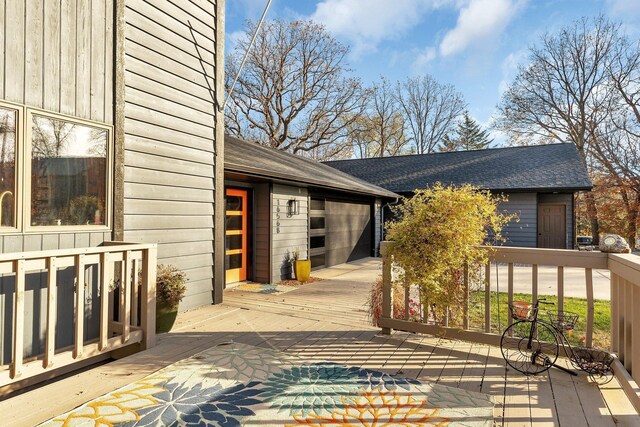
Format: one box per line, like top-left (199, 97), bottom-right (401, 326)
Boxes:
top-left (438, 111), bottom-right (492, 152)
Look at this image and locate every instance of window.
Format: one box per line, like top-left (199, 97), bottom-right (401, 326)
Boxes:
top-left (0, 106), bottom-right (17, 228)
top-left (0, 101), bottom-right (112, 231)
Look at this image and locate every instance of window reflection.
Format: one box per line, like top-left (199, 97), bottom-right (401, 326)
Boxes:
top-left (30, 115), bottom-right (107, 226)
top-left (0, 107), bottom-right (16, 227)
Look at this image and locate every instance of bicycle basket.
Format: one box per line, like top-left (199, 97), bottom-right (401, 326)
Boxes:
top-left (547, 310), bottom-right (579, 331)
top-left (572, 347), bottom-right (615, 374)
top-left (508, 301), bottom-right (536, 321)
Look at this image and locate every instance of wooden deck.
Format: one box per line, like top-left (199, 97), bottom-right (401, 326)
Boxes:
top-left (2, 258), bottom-right (639, 426)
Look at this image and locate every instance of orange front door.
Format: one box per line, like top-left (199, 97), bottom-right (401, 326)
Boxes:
top-left (225, 189), bottom-right (248, 284)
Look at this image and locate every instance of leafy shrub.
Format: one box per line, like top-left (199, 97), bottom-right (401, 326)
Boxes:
top-left (155, 264), bottom-right (187, 307)
top-left (385, 183), bottom-right (515, 325)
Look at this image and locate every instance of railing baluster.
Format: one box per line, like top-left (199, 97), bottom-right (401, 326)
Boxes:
top-left (463, 264), bottom-right (469, 330)
top-left (632, 285), bottom-right (640, 382)
top-left (532, 264), bottom-right (538, 305)
top-left (44, 257), bottom-right (57, 368)
top-left (131, 258), bottom-right (139, 327)
top-left (74, 254), bottom-right (85, 358)
top-left (484, 262), bottom-right (491, 333)
top-left (557, 266), bottom-right (564, 314)
top-left (11, 259), bottom-right (25, 379)
top-left (99, 252), bottom-right (111, 350)
top-left (140, 247), bottom-right (157, 349)
top-left (123, 251), bottom-right (132, 343)
top-left (611, 273), bottom-right (620, 355)
top-left (624, 279), bottom-right (633, 372)
top-left (585, 268), bottom-right (594, 348)
top-left (507, 263), bottom-right (514, 328)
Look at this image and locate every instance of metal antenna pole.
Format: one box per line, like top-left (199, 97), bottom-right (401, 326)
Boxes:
top-left (221, 0), bottom-right (273, 111)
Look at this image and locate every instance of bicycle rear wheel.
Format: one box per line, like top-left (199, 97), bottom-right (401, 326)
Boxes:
top-left (501, 321), bottom-right (559, 375)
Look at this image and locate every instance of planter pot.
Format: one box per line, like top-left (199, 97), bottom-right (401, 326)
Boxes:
top-left (294, 259), bottom-right (311, 282)
top-left (156, 301), bottom-right (179, 333)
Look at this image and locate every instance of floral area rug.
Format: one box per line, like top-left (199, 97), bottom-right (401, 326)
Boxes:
top-left (227, 282), bottom-right (298, 295)
top-left (41, 342), bottom-right (494, 426)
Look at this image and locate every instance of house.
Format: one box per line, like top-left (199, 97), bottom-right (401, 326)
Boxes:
top-left (0, 0), bottom-right (225, 383)
top-left (224, 135), bottom-right (398, 283)
top-left (325, 144), bottom-right (593, 249)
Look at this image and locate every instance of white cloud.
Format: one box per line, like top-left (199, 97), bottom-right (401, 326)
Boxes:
top-left (412, 46), bottom-right (437, 72)
top-left (607, 0), bottom-right (640, 17)
top-left (440, 0), bottom-right (526, 57)
top-left (310, 0), bottom-right (450, 57)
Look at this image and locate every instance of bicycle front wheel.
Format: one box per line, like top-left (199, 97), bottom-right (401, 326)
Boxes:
top-left (501, 321), bottom-right (559, 375)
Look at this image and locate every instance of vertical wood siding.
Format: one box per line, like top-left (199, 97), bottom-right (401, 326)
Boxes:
top-left (123, 0), bottom-right (218, 310)
top-left (253, 183), bottom-right (271, 283)
top-left (0, 0), bottom-right (114, 253)
top-left (498, 193), bottom-right (537, 248)
top-left (1, 0), bottom-right (114, 123)
top-left (271, 185), bottom-right (309, 281)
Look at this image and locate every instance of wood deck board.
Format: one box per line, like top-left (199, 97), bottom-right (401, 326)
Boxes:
top-left (1, 265), bottom-right (637, 426)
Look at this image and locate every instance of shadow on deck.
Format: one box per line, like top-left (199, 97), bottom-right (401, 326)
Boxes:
top-left (2, 258), bottom-right (638, 426)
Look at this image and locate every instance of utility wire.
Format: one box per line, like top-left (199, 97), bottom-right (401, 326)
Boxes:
top-left (221, 0), bottom-right (273, 111)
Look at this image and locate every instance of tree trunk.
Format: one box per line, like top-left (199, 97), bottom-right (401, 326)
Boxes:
top-left (584, 191), bottom-right (600, 245)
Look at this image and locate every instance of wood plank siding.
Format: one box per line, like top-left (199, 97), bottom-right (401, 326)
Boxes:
top-left (271, 185), bottom-right (309, 281)
top-left (498, 193), bottom-right (537, 248)
top-left (122, 0), bottom-right (221, 310)
top-left (0, 0), bottom-right (114, 252)
top-left (253, 183), bottom-right (271, 283)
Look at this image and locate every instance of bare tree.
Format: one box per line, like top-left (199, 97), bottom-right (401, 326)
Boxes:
top-left (225, 20), bottom-right (366, 159)
top-left (396, 75), bottom-right (465, 154)
top-left (349, 77), bottom-right (407, 158)
top-left (496, 16), bottom-right (622, 244)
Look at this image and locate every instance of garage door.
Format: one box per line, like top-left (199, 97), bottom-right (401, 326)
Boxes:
top-left (310, 198), bottom-right (372, 269)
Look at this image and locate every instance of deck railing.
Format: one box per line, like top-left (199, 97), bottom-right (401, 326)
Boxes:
top-left (379, 241), bottom-right (640, 410)
top-left (0, 242), bottom-right (157, 392)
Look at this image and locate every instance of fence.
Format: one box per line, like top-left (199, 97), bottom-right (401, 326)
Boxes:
top-left (0, 242), bottom-right (157, 393)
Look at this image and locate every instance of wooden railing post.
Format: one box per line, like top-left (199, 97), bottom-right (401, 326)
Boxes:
top-left (11, 259), bottom-right (25, 379)
top-left (484, 262), bottom-right (491, 333)
top-left (140, 245), bottom-right (157, 349)
top-left (380, 241), bottom-right (392, 335)
top-left (74, 254), bottom-right (85, 359)
top-left (463, 264), bottom-right (469, 330)
top-left (99, 252), bottom-right (111, 351)
top-left (585, 268), bottom-right (594, 348)
top-left (44, 257), bottom-right (57, 368)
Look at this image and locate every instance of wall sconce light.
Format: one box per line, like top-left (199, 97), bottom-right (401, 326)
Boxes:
top-left (287, 199), bottom-right (300, 217)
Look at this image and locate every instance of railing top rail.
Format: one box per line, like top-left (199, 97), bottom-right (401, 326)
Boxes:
top-left (0, 241), bottom-right (157, 263)
top-left (609, 253), bottom-right (640, 286)
top-left (483, 245), bottom-right (609, 269)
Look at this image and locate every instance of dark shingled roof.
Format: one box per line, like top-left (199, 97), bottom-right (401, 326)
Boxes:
top-left (224, 135), bottom-right (399, 199)
top-left (324, 143), bottom-right (592, 193)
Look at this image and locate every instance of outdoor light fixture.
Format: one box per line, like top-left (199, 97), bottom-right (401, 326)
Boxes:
top-left (287, 199), bottom-right (300, 217)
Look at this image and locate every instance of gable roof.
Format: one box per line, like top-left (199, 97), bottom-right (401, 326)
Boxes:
top-left (324, 143), bottom-right (592, 193)
top-left (224, 135), bottom-right (398, 199)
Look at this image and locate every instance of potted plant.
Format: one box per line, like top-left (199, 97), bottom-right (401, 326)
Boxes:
top-left (292, 248), bottom-right (311, 282)
top-left (154, 264), bottom-right (187, 333)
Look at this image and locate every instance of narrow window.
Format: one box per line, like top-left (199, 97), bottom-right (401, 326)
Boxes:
top-left (30, 114), bottom-right (108, 226)
top-left (0, 107), bottom-right (17, 228)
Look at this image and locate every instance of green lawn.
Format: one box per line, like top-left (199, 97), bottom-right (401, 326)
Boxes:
top-left (468, 291), bottom-right (611, 349)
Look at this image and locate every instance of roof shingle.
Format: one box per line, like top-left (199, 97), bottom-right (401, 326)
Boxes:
top-left (224, 135), bottom-right (399, 198)
top-left (324, 143), bottom-right (592, 193)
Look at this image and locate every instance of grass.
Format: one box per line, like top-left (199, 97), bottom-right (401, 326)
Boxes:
top-left (468, 290), bottom-right (611, 349)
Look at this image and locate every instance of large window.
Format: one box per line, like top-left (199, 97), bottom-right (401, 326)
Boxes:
top-left (0, 106), bottom-right (17, 228)
top-left (0, 101), bottom-right (111, 231)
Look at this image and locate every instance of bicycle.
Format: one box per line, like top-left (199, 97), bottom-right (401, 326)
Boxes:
top-left (500, 298), bottom-right (615, 384)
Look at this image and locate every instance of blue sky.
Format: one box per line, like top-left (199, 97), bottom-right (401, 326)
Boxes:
top-left (226, 0), bottom-right (640, 144)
